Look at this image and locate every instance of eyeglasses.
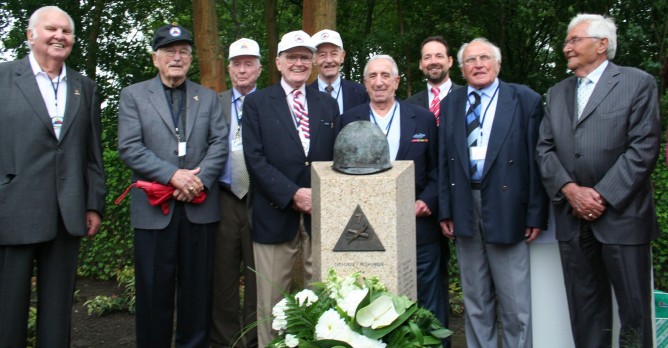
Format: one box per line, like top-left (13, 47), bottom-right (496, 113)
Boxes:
top-left (162, 48), bottom-right (192, 58)
top-left (284, 54), bottom-right (313, 64)
top-left (463, 54), bottom-right (493, 66)
top-left (563, 36), bottom-right (600, 47)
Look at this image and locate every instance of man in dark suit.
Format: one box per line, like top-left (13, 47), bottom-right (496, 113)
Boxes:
top-left (339, 54), bottom-right (445, 328)
top-left (438, 38), bottom-right (547, 347)
top-left (536, 14), bottom-right (660, 347)
top-left (211, 37), bottom-right (261, 348)
top-left (242, 30), bottom-right (339, 347)
top-left (309, 29), bottom-right (368, 113)
top-left (405, 36), bottom-right (461, 126)
top-left (0, 6), bottom-right (106, 347)
top-left (118, 24), bottom-right (227, 347)
top-left (404, 36), bottom-right (461, 334)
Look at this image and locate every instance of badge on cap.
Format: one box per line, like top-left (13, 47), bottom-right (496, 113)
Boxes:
top-left (321, 32), bottom-right (329, 39)
top-left (169, 27), bottom-right (182, 38)
top-left (294, 34), bottom-right (304, 43)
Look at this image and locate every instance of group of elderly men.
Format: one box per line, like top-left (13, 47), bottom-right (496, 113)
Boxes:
top-left (0, 5), bottom-right (660, 348)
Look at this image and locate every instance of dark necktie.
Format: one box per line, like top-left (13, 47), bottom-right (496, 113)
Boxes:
top-left (325, 84), bottom-right (334, 96)
top-left (466, 91), bottom-right (482, 180)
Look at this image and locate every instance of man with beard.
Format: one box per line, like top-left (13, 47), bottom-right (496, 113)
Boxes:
top-left (405, 36), bottom-right (460, 336)
top-left (406, 36), bottom-right (461, 126)
top-left (308, 29), bottom-right (368, 113)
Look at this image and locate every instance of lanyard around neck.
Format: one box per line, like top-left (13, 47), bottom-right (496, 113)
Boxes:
top-left (370, 101), bottom-right (399, 137)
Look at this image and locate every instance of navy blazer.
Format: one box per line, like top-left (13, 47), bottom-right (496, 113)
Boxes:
top-left (339, 101), bottom-right (440, 245)
top-left (308, 78), bottom-right (369, 112)
top-left (404, 82), bottom-right (462, 109)
top-left (242, 83), bottom-right (339, 244)
top-left (438, 80), bottom-right (548, 244)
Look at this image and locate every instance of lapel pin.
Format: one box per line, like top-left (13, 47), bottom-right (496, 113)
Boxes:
top-left (74, 89), bottom-right (80, 96)
top-left (194, 95), bottom-right (199, 101)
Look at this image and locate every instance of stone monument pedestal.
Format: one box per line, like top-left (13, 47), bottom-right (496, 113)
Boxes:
top-left (312, 161), bottom-right (417, 300)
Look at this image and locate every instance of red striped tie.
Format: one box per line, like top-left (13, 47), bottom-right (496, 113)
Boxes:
top-left (293, 90), bottom-right (309, 139)
top-left (429, 86), bottom-right (441, 126)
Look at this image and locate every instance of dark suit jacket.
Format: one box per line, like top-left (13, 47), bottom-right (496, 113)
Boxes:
top-left (0, 56), bottom-right (106, 244)
top-left (339, 101), bottom-right (440, 245)
top-left (118, 76), bottom-right (228, 229)
top-left (242, 82), bottom-right (339, 244)
top-left (536, 63), bottom-right (660, 245)
top-left (308, 78), bottom-right (369, 112)
top-left (438, 80), bottom-right (548, 244)
top-left (404, 82), bottom-right (462, 109)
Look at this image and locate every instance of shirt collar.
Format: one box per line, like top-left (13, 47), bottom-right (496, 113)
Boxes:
top-left (29, 51), bottom-right (67, 80)
top-left (317, 75), bottom-right (341, 91)
top-left (281, 78), bottom-right (306, 97)
top-left (232, 86), bottom-right (256, 100)
top-left (582, 60), bottom-right (608, 85)
top-left (428, 79), bottom-right (452, 96)
top-left (467, 78), bottom-right (499, 98)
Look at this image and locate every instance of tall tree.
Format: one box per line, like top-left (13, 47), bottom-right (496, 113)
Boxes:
top-left (264, 0), bottom-right (279, 84)
top-left (193, 0), bottom-right (227, 92)
top-left (303, 0), bottom-right (337, 83)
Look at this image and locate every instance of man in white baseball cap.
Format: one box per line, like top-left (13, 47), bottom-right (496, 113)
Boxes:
top-left (241, 30), bottom-right (339, 347)
top-left (211, 37), bottom-right (262, 348)
top-left (309, 29), bottom-right (368, 113)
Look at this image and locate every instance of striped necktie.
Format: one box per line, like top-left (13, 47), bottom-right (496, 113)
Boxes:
top-left (430, 86), bottom-right (441, 126)
top-left (292, 90), bottom-right (310, 154)
top-left (466, 91), bottom-right (482, 180)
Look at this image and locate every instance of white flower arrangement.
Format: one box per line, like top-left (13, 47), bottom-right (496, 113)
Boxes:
top-left (268, 269), bottom-right (451, 348)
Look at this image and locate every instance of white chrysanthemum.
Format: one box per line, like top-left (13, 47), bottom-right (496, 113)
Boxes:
top-left (271, 298), bottom-right (289, 332)
top-left (314, 308), bottom-right (349, 339)
top-left (294, 289), bottom-right (318, 307)
top-left (337, 287), bottom-right (368, 317)
top-left (348, 332), bottom-right (387, 348)
top-left (284, 334), bottom-right (299, 347)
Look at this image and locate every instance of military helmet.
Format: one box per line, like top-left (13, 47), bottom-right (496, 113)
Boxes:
top-left (332, 121), bottom-right (392, 175)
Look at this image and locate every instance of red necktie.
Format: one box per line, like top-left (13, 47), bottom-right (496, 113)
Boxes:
top-left (430, 86), bottom-right (441, 126)
top-left (292, 90), bottom-right (309, 139)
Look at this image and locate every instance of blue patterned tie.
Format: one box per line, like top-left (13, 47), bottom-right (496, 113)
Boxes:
top-left (466, 91), bottom-right (482, 180)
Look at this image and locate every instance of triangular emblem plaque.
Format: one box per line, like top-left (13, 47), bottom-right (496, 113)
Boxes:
top-left (333, 205), bottom-right (385, 252)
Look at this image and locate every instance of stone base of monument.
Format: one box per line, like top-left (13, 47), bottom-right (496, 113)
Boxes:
top-left (312, 161), bottom-right (417, 300)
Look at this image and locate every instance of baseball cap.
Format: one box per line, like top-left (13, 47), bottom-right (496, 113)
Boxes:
top-left (152, 24), bottom-right (193, 51)
top-left (229, 38), bottom-right (261, 59)
top-left (312, 29), bottom-right (343, 49)
top-left (277, 30), bottom-right (315, 54)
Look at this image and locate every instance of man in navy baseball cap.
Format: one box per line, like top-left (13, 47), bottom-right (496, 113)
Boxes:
top-left (151, 23), bottom-right (193, 51)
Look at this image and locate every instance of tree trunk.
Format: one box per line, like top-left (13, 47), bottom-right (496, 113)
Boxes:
top-left (265, 0), bottom-right (280, 84)
top-left (303, 0), bottom-right (337, 83)
top-left (85, 0), bottom-right (104, 80)
top-left (396, 0), bottom-right (411, 96)
top-left (193, 0), bottom-right (227, 92)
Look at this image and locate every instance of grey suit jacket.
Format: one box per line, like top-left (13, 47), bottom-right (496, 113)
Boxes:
top-left (0, 56), bottom-right (106, 244)
top-left (118, 76), bottom-right (228, 229)
top-left (536, 62), bottom-right (660, 244)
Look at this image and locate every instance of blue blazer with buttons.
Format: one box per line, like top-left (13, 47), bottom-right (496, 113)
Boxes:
top-left (438, 80), bottom-right (548, 244)
top-left (242, 82), bottom-right (339, 244)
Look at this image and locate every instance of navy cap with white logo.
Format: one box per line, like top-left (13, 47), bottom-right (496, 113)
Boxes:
top-left (152, 24), bottom-right (193, 51)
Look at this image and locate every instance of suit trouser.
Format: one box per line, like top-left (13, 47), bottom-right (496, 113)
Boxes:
top-left (416, 241), bottom-right (446, 327)
top-left (0, 219), bottom-right (79, 348)
top-left (134, 204), bottom-right (215, 348)
top-left (559, 223), bottom-right (653, 348)
top-left (253, 220), bottom-right (314, 348)
top-left (455, 189), bottom-right (532, 348)
top-left (211, 187), bottom-right (258, 348)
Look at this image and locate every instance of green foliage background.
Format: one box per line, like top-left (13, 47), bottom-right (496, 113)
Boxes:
top-left (1, 0), bottom-right (668, 288)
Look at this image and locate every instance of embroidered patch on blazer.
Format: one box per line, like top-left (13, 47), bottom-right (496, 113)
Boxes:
top-left (411, 133), bottom-right (428, 142)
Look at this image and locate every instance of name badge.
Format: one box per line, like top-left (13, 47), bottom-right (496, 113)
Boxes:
top-left (178, 142), bottom-right (187, 157)
top-left (232, 135), bottom-right (243, 151)
top-left (470, 146), bottom-right (487, 160)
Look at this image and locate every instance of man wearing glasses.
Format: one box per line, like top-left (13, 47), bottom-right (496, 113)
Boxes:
top-left (438, 38), bottom-right (547, 347)
top-left (537, 14), bottom-right (659, 347)
top-left (118, 24), bottom-right (227, 347)
top-left (241, 30), bottom-right (339, 347)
